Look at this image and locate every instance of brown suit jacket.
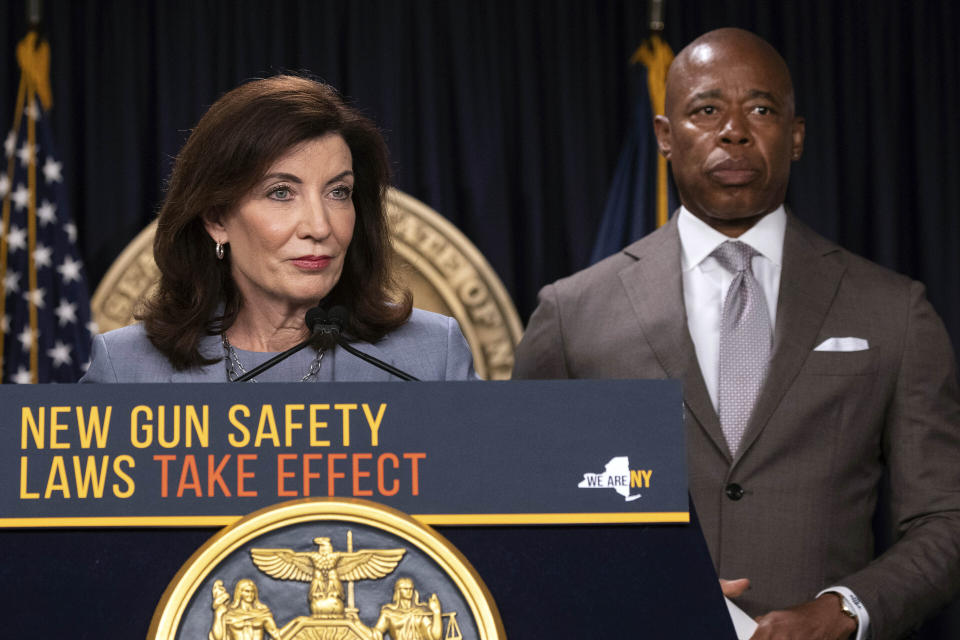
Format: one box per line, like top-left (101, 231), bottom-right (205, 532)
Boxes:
top-left (513, 214), bottom-right (960, 639)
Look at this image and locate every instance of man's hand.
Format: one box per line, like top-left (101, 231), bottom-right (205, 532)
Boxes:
top-left (750, 593), bottom-right (857, 640)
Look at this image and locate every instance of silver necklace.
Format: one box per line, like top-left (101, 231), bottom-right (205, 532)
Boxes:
top-left (221, 334), bottom-right (324, 382)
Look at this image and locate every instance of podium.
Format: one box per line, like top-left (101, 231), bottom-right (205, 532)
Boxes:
top-left (1, 381), bottom-right (735, 638)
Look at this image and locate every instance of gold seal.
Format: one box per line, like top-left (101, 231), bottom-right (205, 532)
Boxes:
top-left (90, 188), bottom-right (522, 379)
top-left (150, 498), bottom-right (504, 640)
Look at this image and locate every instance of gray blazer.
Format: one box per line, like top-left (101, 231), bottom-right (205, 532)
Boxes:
top-left (513, 214), bottom-right (960, 640)
top-left (82, 308), bottom-right (476, 383)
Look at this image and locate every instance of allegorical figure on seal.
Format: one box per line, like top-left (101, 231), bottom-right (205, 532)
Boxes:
top-left (372, 577), bottom-right (443, 640)
top-left (251, 536), bottom-right (406, 618)
top-left (209, 578), bottom-right (281, 640)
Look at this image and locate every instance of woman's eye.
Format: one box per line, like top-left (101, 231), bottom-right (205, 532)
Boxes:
top-left (269, 186), bottom-right (292, 200)
top-left (330, 186), bottom-right (353, 200)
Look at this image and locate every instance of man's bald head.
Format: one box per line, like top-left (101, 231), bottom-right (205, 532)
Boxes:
top-left (665, 28), bottom-right (796, 118)
top-left (654, 28), bottom-right (805, 236)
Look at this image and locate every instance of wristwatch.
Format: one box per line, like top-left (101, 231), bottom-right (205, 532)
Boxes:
top-left (831, 592), bottom-right (859, 628)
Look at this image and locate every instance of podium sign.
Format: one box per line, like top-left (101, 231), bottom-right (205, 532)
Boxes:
top-left (1, 380), bottom-right (687, 527)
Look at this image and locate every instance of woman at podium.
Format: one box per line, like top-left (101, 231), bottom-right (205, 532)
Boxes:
top-left (81, 75), bottom-right (474, 383)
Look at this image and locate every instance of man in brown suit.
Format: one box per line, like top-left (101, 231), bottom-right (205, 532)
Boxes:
top-left (513, 28), bottom-right (960, 640)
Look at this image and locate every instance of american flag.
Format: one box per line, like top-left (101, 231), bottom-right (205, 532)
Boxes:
top-left (1, 33), bottom-right (94, 383)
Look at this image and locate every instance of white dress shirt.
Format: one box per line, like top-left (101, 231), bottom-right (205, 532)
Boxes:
top-left (677, 205), bottom-right (871, 640)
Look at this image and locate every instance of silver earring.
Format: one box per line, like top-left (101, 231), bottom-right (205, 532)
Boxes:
top-left (215, 241), bottom-right (225, 260)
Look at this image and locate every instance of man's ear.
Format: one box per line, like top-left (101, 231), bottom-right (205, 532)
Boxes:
top-left (653, 115), bottom-right (672, 160)
top-left (202, 213), bottom-right (227, 245)
top-left (791, 116), bottom-right (806, 161)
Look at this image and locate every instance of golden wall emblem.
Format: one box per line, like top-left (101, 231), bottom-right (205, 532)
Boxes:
top-left (150, 498), bottom-right (502, 640)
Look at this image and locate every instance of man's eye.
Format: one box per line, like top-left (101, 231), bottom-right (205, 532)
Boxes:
top-left (753, 106), bottom-right (772, 115)
top-left (700, 106), bottom-right (716, 115)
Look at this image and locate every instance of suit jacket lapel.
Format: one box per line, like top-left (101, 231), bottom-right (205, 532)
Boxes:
top-left (619, 218), bottom-right (729, 458)
top-left (733, 215), bottom-right (846, 465)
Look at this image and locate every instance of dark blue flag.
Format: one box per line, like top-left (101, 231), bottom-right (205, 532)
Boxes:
top-left (590, 36), bottom-right (675, 264)
top-left (1, 33), bottom-right (94, 383)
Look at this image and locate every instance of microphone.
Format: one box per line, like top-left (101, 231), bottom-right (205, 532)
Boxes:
top-left (308, 306), bottom-right (420, 382)
top-left (305, 305), bottom-right (349, 338)
top-left (305, 306), bottom-right (339, 336)
top-left (326, 306), bottom-right (350, 332)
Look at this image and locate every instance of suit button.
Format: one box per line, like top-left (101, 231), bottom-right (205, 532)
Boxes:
top-left (725, 483), bottom-right (744, 500)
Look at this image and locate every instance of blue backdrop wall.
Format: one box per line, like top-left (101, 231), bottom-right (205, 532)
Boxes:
top-left (2, 0), bottom-right (958, 345)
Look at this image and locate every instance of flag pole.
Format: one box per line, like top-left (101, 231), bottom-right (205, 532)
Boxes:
top-left (648, 0), bottom-right (665, 33)
top-left (28, 0), bottom-right (42, 27)
top-left (630, 2), bottom-right (673, 228)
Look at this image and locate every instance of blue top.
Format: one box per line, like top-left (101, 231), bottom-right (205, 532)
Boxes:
top-left (80, 308), bottom-right (477, 383)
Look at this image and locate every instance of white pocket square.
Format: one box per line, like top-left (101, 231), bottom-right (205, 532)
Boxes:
top-left (814, 337), bottom-right (869, 352)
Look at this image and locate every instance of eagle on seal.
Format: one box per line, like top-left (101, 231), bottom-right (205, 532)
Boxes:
top-left (250, 536), bottom-right (406, 618)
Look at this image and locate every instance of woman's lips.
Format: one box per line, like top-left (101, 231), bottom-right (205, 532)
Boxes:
top-left (291, 256), bottom-right (333, 269)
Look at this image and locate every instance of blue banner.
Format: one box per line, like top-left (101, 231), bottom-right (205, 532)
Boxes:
top-left (1, 380), bottom-right (687, 526)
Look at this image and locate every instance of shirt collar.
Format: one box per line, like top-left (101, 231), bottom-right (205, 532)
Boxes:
top-left (678, 205), bottom-right (787, 272)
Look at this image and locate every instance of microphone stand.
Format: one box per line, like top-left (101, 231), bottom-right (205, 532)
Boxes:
top-left (334, 339), bottom-right (419, 381)
top-left (232, 337), bottom-right (316, 382)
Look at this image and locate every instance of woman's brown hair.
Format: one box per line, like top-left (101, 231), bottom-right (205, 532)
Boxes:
top-left (140, 75), bottom-right (411, 369)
